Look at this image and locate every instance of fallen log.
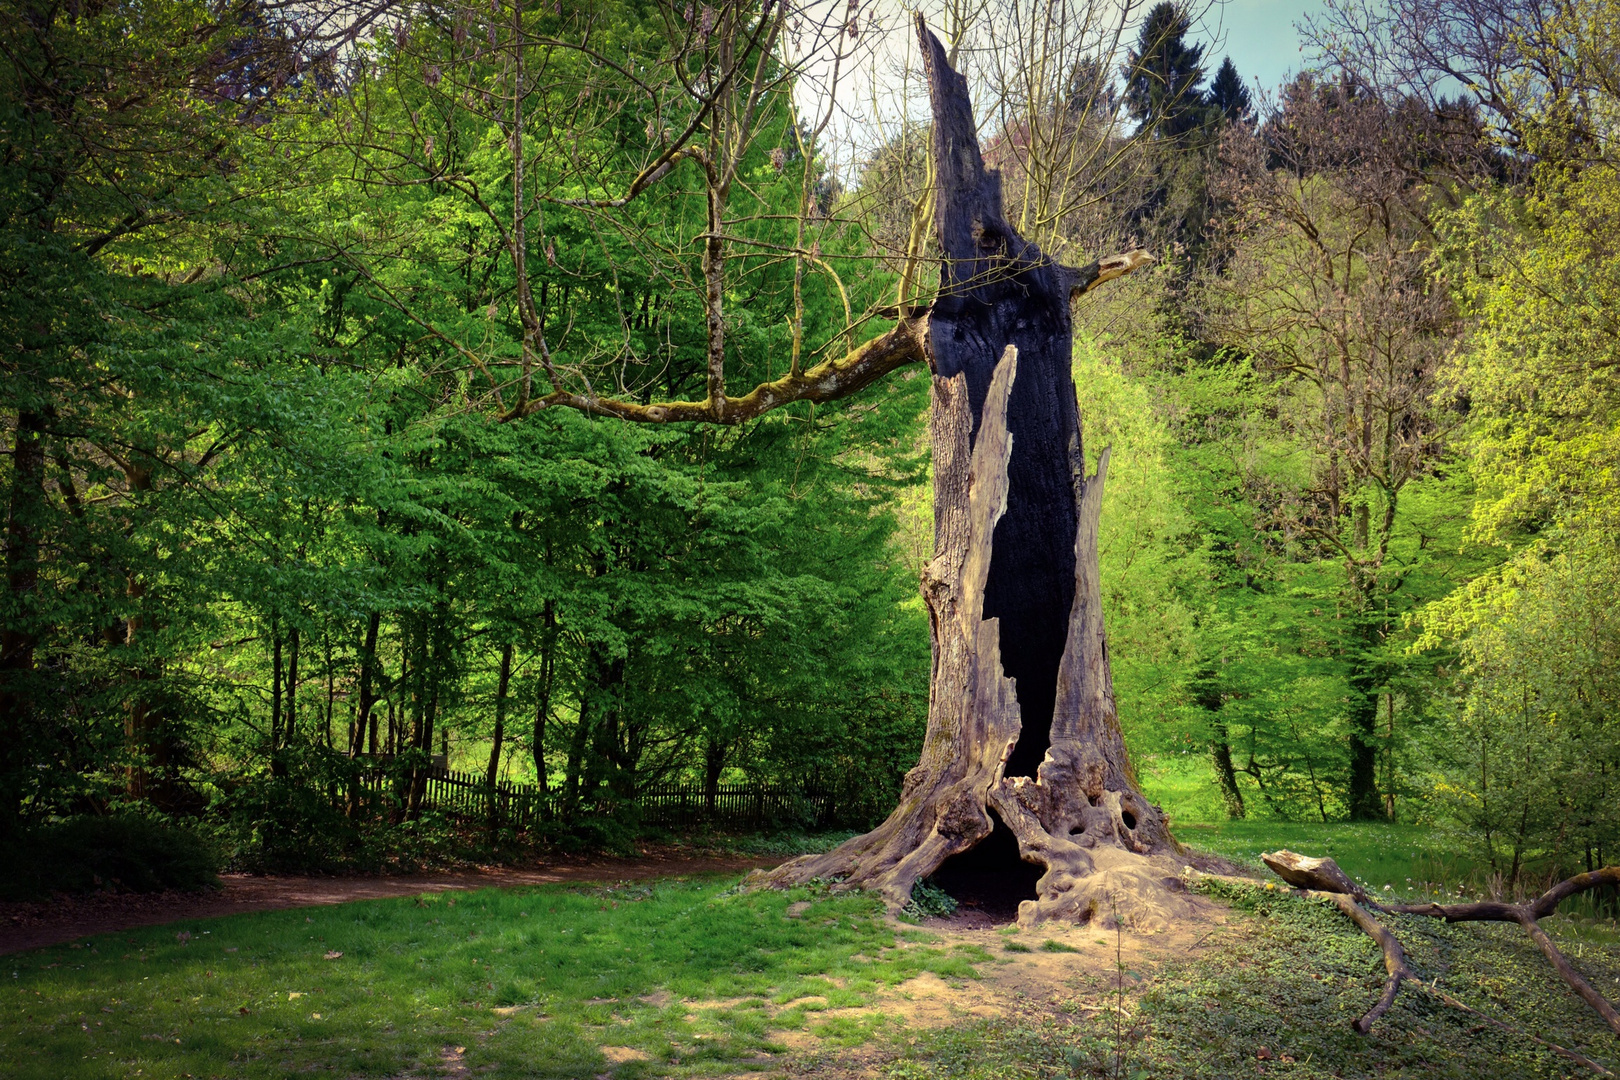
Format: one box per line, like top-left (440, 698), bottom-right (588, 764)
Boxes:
top-left (1258, 851), bottom-right (1620, 1074)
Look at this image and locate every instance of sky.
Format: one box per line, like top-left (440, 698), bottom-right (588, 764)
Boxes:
top-left (790, 0), bottom-right (1342, 176)
top-left (1198, 0), bottom-right (1332, 99)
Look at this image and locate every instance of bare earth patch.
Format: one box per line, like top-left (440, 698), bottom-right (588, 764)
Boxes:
top-left (705, 892), bottom-right (1233, 1078)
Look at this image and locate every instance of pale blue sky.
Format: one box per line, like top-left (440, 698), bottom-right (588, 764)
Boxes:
top-left (1196, 0), bottom-right (1332, 98)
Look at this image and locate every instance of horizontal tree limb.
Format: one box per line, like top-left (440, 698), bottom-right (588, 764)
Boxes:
top-left (508, 316), bottom-right (927, 424)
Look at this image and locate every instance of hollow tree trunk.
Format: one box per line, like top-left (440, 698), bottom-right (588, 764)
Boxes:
top-left (755, 21), bottom-right (1189, 927)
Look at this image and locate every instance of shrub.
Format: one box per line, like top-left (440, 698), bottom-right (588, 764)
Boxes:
top-left (903, 877), bottom-right (959, 919)
top-left (0, 816), bottom-right (220, 900)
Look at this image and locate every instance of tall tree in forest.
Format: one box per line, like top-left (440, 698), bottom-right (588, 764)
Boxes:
top-left (1206, 57), bottom-right (1251, 122)
top-left (1201, 75), bottom-right (1469, 818)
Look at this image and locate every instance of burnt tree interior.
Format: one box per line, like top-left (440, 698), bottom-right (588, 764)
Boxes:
top-left (921, 13), bottom-right (1082, 784)
top-left (928, 809), bottom-right (1043, 919)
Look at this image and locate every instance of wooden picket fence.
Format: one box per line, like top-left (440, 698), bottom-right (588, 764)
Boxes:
top-left (348, 765), bottom-right (842, 829)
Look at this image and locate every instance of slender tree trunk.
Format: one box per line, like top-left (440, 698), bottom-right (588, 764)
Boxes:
top-left (410, 615), bottom-right (446, 821)
top-left (488, 643), bottom-right (512, 788)
top-left (1383, 691), bottom-right (1397, 819)
top-left (403, 614), bottom-right (426, 819)
top-left (1348, 664), bottom-right (1382, 820)
top-left (757, 23), bottom-right (1181, 927)
top-left (323, 631), bottom-right (335, 749)
top-left (122, 580), bottom-right (167, 801)
top-left (285, 623), bottom-right (300, 746)
top-left (347, 611), bottom-right (381, 816)
top-left (1211, 720), bottom-right (1245, 820)
top-left (704, 736), bottom-right (726, 816)
top-left (270, 614), bottom-right (285, 777)
top-left (1195, 667), bottom-right (1244, 818)
top-left (487, 642), bottom-right (512, 837)
top-left (564, 703), bottom-right (588, 815)
top-left (533, 599), bottom-right (555, 814)
top-left (353, 612), bottom-right (381, 757)
top-left (0, 410), bottom-right (45, 828)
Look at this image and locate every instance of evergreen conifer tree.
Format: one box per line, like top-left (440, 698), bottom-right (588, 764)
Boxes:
top-left (1207, 56), bottom-right (1252, 122)
top-left (1122, 3), bottom-right (1209, 138)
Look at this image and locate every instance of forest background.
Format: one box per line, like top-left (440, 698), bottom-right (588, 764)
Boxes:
top-left (2, 0), bottom-right (1615, 894)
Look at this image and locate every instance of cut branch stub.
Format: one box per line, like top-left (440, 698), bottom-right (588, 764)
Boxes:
top-left (1261, 850), bottom-right (1366, 899)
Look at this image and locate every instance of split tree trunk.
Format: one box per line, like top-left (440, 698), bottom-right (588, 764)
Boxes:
top-left (756, 21), bottom-right (1189, 927)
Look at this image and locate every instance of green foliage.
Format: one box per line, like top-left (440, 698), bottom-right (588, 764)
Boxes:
top-left (1415, 537), bottom-right (1620, 886)
top-left (903, 879), bottom-right (959, 921)
top-left (0, 0), bottom-right (931, 863)
top-left (1080, 325), bottom-right (1480, 826)
top-left (0, 816), bottom-right (218, 901)
top-left (1417, 3), bottom-right (1620, 884)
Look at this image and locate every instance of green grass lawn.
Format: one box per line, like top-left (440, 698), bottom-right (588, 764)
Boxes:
top-left (10, 786), bottom-right (1620, 1080)
top-left (1, 876), bottom-right (989, 1080)
top-left (1139, 754), bottom-right (1487, 901)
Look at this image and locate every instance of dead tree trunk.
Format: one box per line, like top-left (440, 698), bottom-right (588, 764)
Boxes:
top-left (754, 20), bottom-right (1189, 927)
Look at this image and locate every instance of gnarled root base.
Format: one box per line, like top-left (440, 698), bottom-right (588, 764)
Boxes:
top-left (752, 795), bottom-right (1192, 930)
top-left (991, 748), bottom-right (1193, 929)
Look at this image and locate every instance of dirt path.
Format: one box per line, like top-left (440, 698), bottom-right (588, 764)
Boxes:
top-left (0, 849), bottom-right (776, 956)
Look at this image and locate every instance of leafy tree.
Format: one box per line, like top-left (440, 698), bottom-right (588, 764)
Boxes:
top-left (1413, 0), bottom-right (1620, 877)
top-left (1200, 74), bottom-right (1477, 818)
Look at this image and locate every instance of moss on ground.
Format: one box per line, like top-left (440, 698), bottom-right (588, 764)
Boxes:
top-left (878, 875), bottom-right (1620, 1079)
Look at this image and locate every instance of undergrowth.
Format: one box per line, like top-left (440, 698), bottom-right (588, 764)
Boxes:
top-left (880, 875), bottom-right (1620, 1079)
top-left (0, 817), bottom-right (220, 901)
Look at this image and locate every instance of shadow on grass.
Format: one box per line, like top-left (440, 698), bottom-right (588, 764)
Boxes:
top-left (1, 873), bottom-right (980, 1080)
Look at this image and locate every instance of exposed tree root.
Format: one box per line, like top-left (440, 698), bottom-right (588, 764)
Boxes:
top-left (1259, 850), bottom-right (1620, 1074)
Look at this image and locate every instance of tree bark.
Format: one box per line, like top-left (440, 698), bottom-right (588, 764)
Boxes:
top-left (352, 611), bottom-right (381, 758)
top-left (533, 597), bottom-right (555, 813)
top-left (1348, 663), bottom-right (1382, 819)
top-left (487, 641), bottom-right (512, 837)
top-left (1, 410), bottom-right (45, 829)
top-left (1195, 668), bottom-right (1244, 819)
top-left (754, 20), bottom-right (1180, 926)
top-left (488, 642), bottom-right (512, 789)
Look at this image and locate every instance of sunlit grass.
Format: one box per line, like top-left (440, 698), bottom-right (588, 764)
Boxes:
top-left (1, 875), bottom-right (984, 1079)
